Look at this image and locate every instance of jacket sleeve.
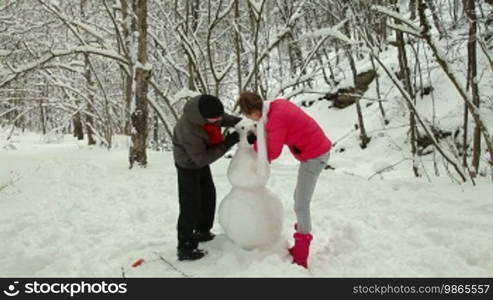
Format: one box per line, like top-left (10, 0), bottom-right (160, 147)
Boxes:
top-left (265, 114), bottom-right (287, 161)
top-left (220, 113), bottom-right (242, 127)
top-left (183, 132), bottom-right (228, 167)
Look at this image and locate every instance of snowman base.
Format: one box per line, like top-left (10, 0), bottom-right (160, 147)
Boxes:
top-left (218, 187), bottom-right (283, 250)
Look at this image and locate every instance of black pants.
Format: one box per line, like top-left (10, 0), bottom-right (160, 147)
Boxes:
top-left (176, 164), bottom-right (216, 250)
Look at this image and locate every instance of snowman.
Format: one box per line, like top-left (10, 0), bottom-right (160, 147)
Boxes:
top-left (218, 118), bottom-right (283, 250)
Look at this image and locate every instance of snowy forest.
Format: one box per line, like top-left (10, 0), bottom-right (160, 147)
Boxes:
top-left (1, 0), bottom-right (493, 277)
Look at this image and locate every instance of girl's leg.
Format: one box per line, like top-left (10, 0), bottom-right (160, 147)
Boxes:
top-left (293, 152), bottom-right (330, 233)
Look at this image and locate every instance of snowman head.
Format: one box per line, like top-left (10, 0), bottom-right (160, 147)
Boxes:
top-left (234, 118), bottom-right (257, 148)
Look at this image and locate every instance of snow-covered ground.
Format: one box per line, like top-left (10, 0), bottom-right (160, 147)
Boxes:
top-left (2, 4), bottom-right (493, 277)
top-left (1, 132), bottom-right (492, 277)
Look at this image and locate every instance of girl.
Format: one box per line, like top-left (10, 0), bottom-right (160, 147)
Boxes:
top-left (238, 92), bottom-right (332, 268)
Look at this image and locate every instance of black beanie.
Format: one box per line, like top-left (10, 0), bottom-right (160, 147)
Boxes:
top-left (198, 95), bottom-right (224, 119)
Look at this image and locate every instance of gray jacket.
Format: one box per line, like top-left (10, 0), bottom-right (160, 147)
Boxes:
top-left (172, 96), bottom-right (241, 169)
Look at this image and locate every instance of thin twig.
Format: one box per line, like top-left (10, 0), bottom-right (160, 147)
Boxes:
top-left (0, 171), bottom-right (21, 192)
top-left (368, 158), bottom-right (410, 180)
top-left (155, 251), bottom-right (191, 278)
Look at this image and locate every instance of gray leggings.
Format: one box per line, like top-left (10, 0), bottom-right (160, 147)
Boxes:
top-left (293, 151), bottom-right (330, 233)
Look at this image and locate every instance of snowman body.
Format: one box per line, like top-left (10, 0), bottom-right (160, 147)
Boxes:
top-left (218, 119), bottom-right (283, 250)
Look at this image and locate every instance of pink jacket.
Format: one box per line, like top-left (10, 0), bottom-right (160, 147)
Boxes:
top-left (262, 99), bottom-right (332, 161)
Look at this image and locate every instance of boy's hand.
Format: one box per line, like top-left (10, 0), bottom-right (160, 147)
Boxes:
top-left (224, 131), bottom-right (240, 149)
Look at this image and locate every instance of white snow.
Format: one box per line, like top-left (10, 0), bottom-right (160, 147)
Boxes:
top-left (1, 0), bottom-right (493, 278)
top-left (219, 188), bottom-right (284, 250)
top-left (218, 119), bottom-right (283, 250)
top-left (372, 5), bottom-right (420, 31)
top-left (309, 19), bottom-right (356, 45)
top-left (248, 0), bottom-right (263, 15)
top-left (225, 119), bottom-right (269, 188)
top-left (0, 130), bottom-right (492, 277)
top-left (172, 87), bottom-right (201, 104)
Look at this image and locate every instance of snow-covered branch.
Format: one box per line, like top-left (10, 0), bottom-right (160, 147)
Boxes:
top-left (149, 79), bottom-right (178, 121)
top-left (417, 0), bottom-right (493, 172)
top-left (242, 28), bottom-right (292, 91)
top-left (0, 47), bottom-right (126, 89)
top-left (387, 23), bottom-right (422, 38)
top-left (308, 19), bottom-right (356, 45)
top-left (292, 19), bottom-right (356, 87)
top-left (268, 68), bottom-right (319, 99)
top-left (373, 51), bottom-right (467, 182)
top-left (372, 5), bottom-right (420, 32)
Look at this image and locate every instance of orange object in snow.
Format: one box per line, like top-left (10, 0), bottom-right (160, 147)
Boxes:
top-left (132, 258), bottom-right (145, 267)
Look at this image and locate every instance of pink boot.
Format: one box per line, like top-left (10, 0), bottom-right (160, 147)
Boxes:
top-left (289, 229), bottom-right (313, 268)
top-left (288, 224), bottom-right (298, 257)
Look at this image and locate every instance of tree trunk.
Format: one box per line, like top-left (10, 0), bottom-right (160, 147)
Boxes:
top-left (370, 56), bottom-right (388, 124)
top-left (452, 0), bottom-right (460, 26)
top-left (281, 1), bottom-right (299, 76)
top-left (185, 0), bottom-right (200, 91)
top-left (464, 0), bottom-right (481, 176)
top-left (153, 113), bottom-right (159, 151)
top-left (287, 32), bottom-right (304, 77)
top-left (410, 0), bottom-right (417, 20)
top-left (251, 1), bottom-right (262, 93)
top-left (462, 101), bottom-right (469, 167)
top-left (372, 52), bottom-right (468, 182)
top-left (344, 17), bottom-right (370, 149)
top-left (395, 2), bottom-right (419, 177)
top-left (234, 0), bottom-right (242, 95)
top-left (424, 0), bottom-right (447, 38)
top-left (80, 1), bottom-right (96, 145)
top-left (418, 0), bottom-right (493, 181)
top-left (128, 0), bottom-right (150, 169)
top-left (39, 98), bottom-right (46, 135)
top-left (121, 0), bottom-right (133, 136)
top-left (73, 112), bottom-right (84, 140)
top-left (84, 54), bottom-right (96, 146)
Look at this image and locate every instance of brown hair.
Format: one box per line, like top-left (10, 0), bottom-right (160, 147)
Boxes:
top-left (238, 91), bottom-right (263, 115)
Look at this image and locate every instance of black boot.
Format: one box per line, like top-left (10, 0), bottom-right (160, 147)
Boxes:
top-left (194, 230), bottom-right (216, 242)
top-left (177, 248), bottom-right (207, 261)
top-left (177, 240), bottom-right (206, 261)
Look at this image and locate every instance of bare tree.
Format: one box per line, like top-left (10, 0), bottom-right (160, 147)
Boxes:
top-left (425, 0), bottom-right (447, 39)
top-left (417, 0), bottom-right (493, 180)
top-left (342, 1), bottom-right (370, 149)
top-left (464, 0), bottom-right (482, 176)
top-left (81, 0), bottom-right (96, 145)
top-left (394, 1), bottom-right (419, 177)
top-left (206, 0), bottom-right (235, 96)
top-left (123, 0), bottom-right (151, 169)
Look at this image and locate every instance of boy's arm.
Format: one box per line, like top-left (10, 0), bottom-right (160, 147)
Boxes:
top-left (220, 113), bottom-right (242, 127)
